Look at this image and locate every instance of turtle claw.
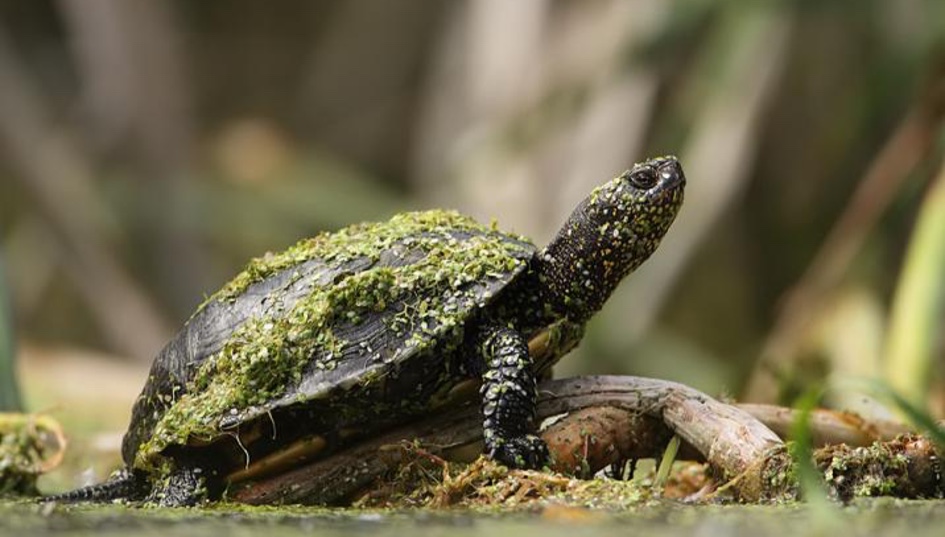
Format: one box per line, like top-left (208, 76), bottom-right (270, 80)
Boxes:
top-left (605, 459), bottom-right (636, 481)
top-left (489, 434), bottom-right (549, 470)
top-left (144, 465), bottom-right (206, 507)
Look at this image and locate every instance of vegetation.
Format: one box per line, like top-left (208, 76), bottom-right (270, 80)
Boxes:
top-left (0, 0), bottom-right (943, 524)
top-left (0, 256), bottom-right (19, 412)
top-left (0, 413), bottom-right (65, 495)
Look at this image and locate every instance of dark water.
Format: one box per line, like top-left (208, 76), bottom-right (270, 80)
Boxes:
top-left (2, 500), bottom-right (945, 537)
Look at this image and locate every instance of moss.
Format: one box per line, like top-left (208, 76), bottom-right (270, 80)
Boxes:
top-left (0, 413), bottom-right (65, 496)
top-left (137, 210), bottom-right (535, 472)
top-left (201, 210), bottom-right (528, 308)
top-left (822, 441), bottom-right (914, 500)
top-left (758, 447), bottom-right (799, 503)
top-left (356, 454), bottom-right (649, 511)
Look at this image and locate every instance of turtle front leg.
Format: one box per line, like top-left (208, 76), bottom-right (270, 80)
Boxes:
top-left (145, 462), bottom-right (213, 507)
top-left (472, 325), bottom-right (548, 469)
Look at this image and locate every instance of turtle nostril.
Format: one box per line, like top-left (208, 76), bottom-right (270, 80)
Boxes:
top-left (660, 161), bottom-right (685, 188)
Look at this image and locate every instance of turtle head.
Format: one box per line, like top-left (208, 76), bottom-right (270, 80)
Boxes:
top-left (539, 155), bottom-right (685, 322)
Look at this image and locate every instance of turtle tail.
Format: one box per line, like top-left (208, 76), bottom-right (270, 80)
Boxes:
top-left (41, 468), bottom-right (149, 504)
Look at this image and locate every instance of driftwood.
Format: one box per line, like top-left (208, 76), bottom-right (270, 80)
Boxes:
top-left (229, 375), bottom-right (944, 506)
top-left (737, 404), bottom-right (914, 447)
top-left (231, 375), bottom-right (783, 505)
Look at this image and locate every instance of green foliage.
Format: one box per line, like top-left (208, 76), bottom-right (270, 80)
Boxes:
top-left (0, 253), bottom-right (20, 412)
top-left (884, 170), bottom-right (945, 407)
top-left (788, 386), bottom-right (828, 504)
top-left (653, 435), bottom-right (680, 490)
top-left (788, 385), bottom-right (842, 530)
top-left (856, 379), bottom-right (945, 449)
top-left (0, 413), bottom-right (64, 496)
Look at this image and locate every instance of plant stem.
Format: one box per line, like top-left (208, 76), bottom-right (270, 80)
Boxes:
top-left (0, 250), bottom-right (22, 412)
top-left (884, 161), bottom-right (945, 408)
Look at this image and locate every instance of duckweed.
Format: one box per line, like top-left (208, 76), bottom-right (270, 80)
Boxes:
top-left (137, 211), bottom-right (536, 472)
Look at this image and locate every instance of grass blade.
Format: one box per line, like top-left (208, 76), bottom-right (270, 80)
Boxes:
top-left (654, 435), bottom-right (681, 490)
top-left (789, 386), bottom-right (829, 504)
top-left (0, 250), bottom-right (22, 411)
top-left (884, 164), bottom-right (945, 407)
top-left (854, 378), bottom-right (945, 448)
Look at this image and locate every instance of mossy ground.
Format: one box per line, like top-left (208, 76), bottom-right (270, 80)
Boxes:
top-left (4, 496), bottom-right (945, 537)
top-left (7, 424), bottom-right (945, 536)
top-left (353, 455), bottom-right (653, 510)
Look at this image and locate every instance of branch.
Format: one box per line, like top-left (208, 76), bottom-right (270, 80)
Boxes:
top-left (738, 403), bottom-right (913, 447)
top-left (229, 375), bottom-right (782, 505)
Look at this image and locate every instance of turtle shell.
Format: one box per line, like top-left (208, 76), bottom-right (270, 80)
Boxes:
top-left (123, 210), bottom-right (537, 473)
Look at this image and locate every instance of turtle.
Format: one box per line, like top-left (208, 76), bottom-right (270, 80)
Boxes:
top-left (48, 155), bottom-right (685, 506)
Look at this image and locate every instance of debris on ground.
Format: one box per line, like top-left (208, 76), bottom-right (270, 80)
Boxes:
top-left (0, 413), bottom-right (66, 496)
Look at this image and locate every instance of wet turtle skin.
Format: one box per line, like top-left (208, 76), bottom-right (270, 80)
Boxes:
top-left (48, 156), bottom-right (685, 506)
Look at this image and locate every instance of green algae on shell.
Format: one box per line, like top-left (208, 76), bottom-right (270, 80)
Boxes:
top-left (135, 210), bottom-right (537, 472)
top-left (201, 210), bottom-right (527, 308)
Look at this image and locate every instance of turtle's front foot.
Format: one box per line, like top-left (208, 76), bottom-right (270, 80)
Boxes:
top-left (144, 464), bottom-right (209, 507)
top-left (475, 325), bottom-right (547, 470)
top-left (487, 434), bottom-right (549, 470)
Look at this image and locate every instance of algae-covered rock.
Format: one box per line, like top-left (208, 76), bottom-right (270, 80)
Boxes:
top-left (0, 413), bottom-right (66, 496)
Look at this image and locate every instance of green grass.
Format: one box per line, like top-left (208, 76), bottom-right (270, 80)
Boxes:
top-left (0, 254), bottom-right (21, 412)
top-left (883, 169), bottom-right (945, 409)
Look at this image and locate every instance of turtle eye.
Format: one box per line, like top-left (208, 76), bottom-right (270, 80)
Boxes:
top-left (628, 167), bottom-right (658, 189)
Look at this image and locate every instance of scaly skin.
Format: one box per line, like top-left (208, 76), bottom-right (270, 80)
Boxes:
top-left (540, 156), bottom-right (685, 323)
top-left (474, 156), bottom-right (686, 469)
top-left (41, 469), bottom-right (148, 504)
top-left (475, 325), bottom-right (547, 469)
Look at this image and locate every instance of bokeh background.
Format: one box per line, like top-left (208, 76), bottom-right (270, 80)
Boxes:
top-left (1, 0), bottom-right (944, 487)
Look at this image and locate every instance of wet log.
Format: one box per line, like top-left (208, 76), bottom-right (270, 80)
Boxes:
top-left (230, 375), bottom-right (944, 505)
top-left (231, 375), bottom-right (783, 505)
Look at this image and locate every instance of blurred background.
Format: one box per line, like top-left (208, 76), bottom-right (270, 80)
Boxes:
top-left (1, 0), bottom-right (944, 486)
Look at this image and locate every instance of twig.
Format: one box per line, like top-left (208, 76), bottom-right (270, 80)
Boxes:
top-left (738, 403), bottom-right (914, 447)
